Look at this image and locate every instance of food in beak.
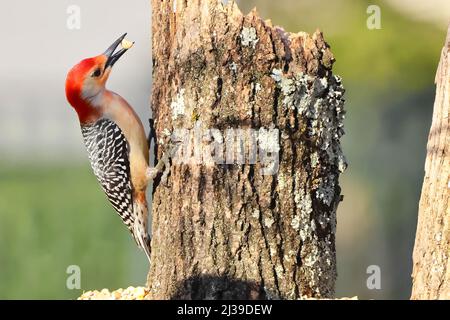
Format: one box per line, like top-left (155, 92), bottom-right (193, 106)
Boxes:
top-left (121, 39), bottom-right (134, 50)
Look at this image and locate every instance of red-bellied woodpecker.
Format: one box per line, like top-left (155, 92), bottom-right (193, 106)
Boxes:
top-left (65, 33), bottom-right (154, 262)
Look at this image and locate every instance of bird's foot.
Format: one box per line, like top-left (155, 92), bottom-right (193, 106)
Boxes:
top-left (146, 167), bottom-right (159, 181)
top-left (146, 150), bottom-right (170, 182)
top-left (160, 160), bottom-right (171, 185)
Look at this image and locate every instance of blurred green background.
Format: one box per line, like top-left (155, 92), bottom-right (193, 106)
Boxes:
top-left (0, 0), bottom-right (448, 299)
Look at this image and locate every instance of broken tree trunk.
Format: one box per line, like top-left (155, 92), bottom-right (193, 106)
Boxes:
top-left (411, 25), bottom-right (450, 300)
top-left (147, 0), bottom-right (346, 299)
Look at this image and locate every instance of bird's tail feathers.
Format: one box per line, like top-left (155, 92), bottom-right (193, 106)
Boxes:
top-left (132, 199), bottom-right (152, 263)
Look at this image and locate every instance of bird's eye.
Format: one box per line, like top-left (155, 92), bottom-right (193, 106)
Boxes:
top-left (91, 68), bottom-right (102, 77)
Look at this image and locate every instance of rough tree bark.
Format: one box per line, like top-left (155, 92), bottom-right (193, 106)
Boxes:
top-left (147, 0), bottom-right (346, 299)
top-left (411, 25), bottom-right (450, 300)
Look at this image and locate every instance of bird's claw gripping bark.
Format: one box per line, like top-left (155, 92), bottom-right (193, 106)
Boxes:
top-left (146, 145), bottom-right (178, 185)
top-left (146, 150), bottom-right (170, 181)
top-left (146, 167), bottom-right (159, 181)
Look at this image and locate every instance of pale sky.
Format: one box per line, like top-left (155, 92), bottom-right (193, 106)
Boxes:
top-left (386, 0), bottom-right (450, 29)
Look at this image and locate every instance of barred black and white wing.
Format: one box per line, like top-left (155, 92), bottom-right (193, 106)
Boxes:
top-left (81, 118), bottom-right (134, 229)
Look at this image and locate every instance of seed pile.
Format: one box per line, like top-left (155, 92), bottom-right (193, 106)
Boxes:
top-left (78, 287), bottom-right (357, 300)
top-left (78, 286), bottom-right (149, 300)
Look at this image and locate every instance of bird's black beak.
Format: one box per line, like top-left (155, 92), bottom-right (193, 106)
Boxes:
top-left (104, 33), bottom-right (130, 69)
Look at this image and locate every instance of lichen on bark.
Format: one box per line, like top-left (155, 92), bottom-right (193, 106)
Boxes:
top-left (148, 0), bottom-right (346, 299)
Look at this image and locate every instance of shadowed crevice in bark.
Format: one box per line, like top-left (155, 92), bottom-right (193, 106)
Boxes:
top-left (170, 275), bottom-right (274, 300)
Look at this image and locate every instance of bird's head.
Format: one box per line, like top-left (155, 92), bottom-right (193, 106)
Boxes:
top-left (65, 33), bottom-right (132, 123)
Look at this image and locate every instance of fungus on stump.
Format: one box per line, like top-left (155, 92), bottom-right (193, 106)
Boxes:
top-left (147, 0), bottom-right (346, 299)
top-left (411, 25), bottom-right (450, 300)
